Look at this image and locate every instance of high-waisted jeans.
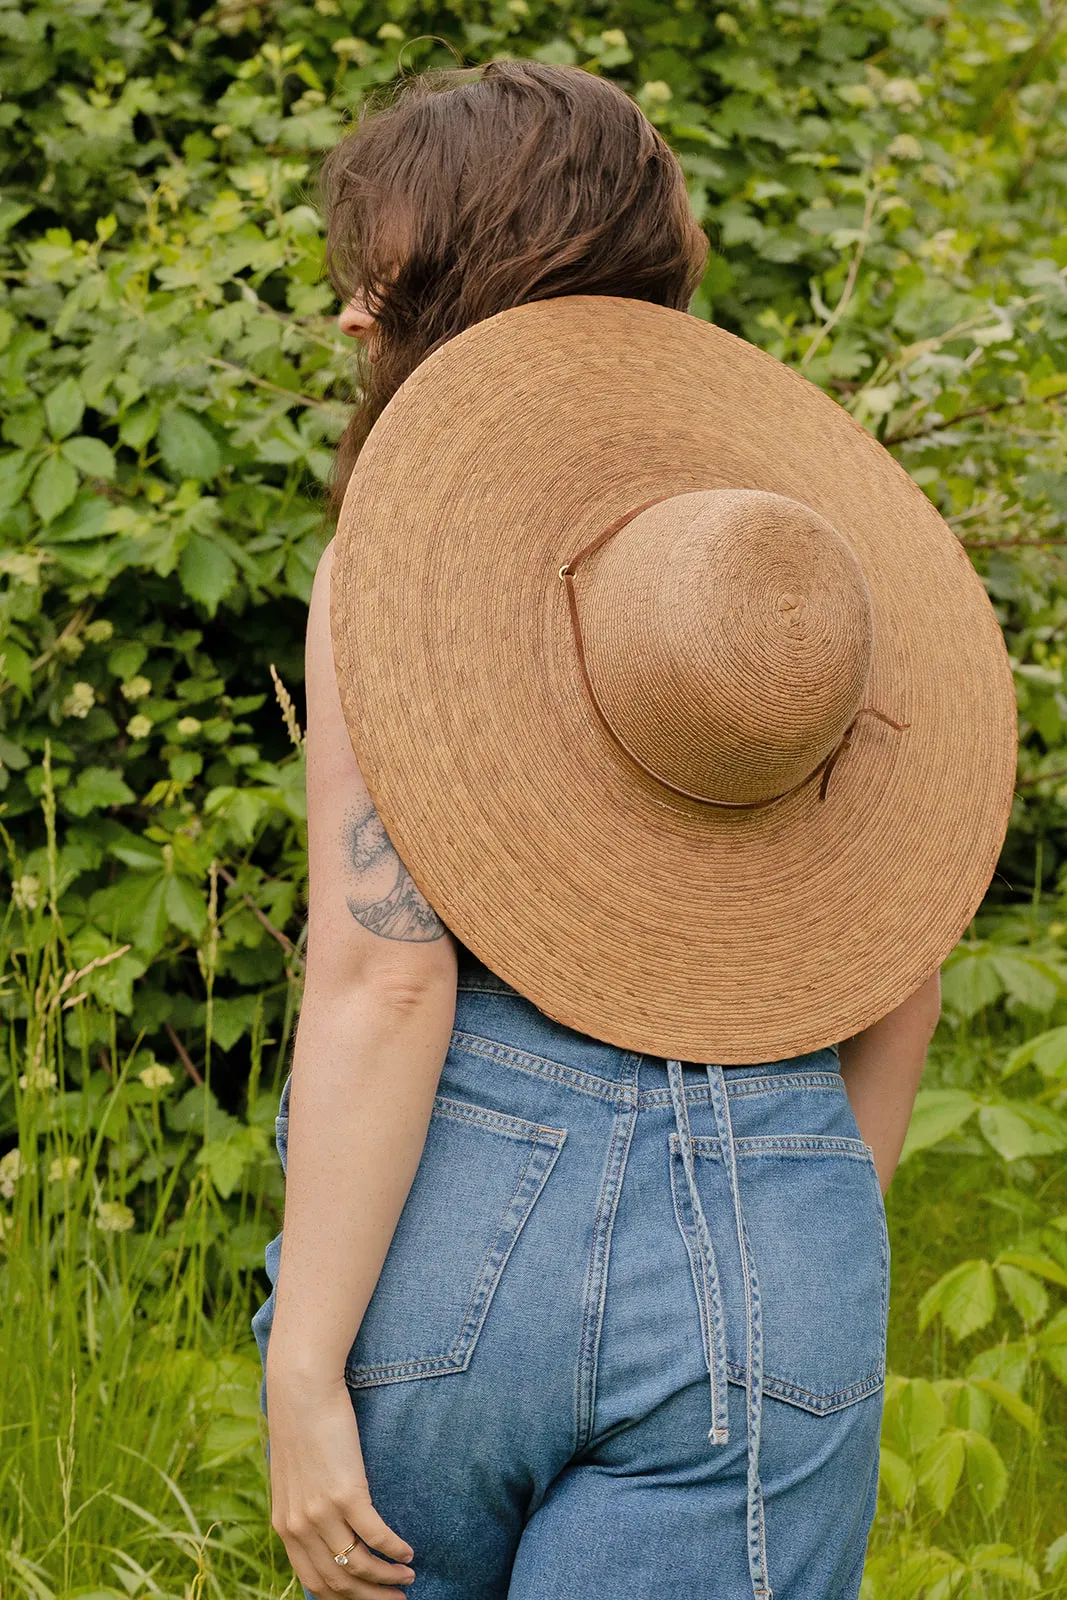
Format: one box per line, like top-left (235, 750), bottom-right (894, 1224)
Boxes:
top-left (251, 952), bottom-right (889, 1599)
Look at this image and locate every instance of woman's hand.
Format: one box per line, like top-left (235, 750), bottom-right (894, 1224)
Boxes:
top-left (265, 1369), bottom-right (416, 1598)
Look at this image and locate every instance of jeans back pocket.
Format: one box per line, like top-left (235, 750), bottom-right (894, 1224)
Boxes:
top-left (670, 1131), bottom-right (888, 1415)
top-left (345, 1095), bottom-right (566, 1388)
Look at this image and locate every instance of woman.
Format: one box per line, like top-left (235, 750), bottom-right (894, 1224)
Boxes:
top-left (251, 59), bottom-right (947, 1600)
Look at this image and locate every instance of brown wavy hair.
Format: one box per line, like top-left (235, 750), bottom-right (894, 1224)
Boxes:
top-left (316, 58), bottom-right (710, 521)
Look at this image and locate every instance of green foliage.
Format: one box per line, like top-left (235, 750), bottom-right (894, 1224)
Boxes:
top-left (3, 0), bottom-right (1067, 1093)
top-left (5, 0), bottom-right (1067, 1592)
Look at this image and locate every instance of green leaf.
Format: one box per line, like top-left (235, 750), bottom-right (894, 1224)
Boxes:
top-left (157, 406), bottom-right (222, 481)
top-left (969, 1544), bottom-right (1039, 1586)
top-left (44, 375), bottom-right (85, 441)
top-left (126, 875), bottom-right (168, 956)
top-left (196, 1123), bottom-right (268, 1198)
top-left (877, 1445), bottom-right (915, 1509)
top-left (198, 1412), bottom-right (262, 1470)
top-left (890, 1377), bottom-right (945, 1454)
top-left (31, 453), bottom-right (79, 523)
top-left (119, 401), bottom-right (162, 450)
top-left (168, 1083), bottom-right (237, 1140)
top-left (1003, 1024), bottom-right (1067, 1080)
top-left (969, 1376), bottom-right (1038, 1434)
top-left (208, 993), bottom-right (260, 1051)
top-left (88, 950), bottom-right (145, 1017)
top-left (60, 435), bottom-right (116, 479)
top-left (917, 1430), bottom-right (965, 1514)
top-left (940, 951), bottom-right (1003, 1018)
top-left (967, 1339), bottom-right (1031, 1396)
top-left (978, 1101), bottom-right (1067, 1161)
top-left (108, 832), bottom-right (164, 871)
top-left (0, 734), bottom-right (29, 770)
top-left (996, 1250), bottom-right (1067, 1289)
top-left (179, 533), bottom-right (236, 615)
top-left (0, 640), bottom-right (32, 696)
top-left (1047, 1531), bottom-right (1067, 1577)
top-left (898, 1089), bottom-right (977, 1162)
top-left (918, 1259), bottom-right (997, 1340)
top-left (165, 873), bottom-right (207, 939)
top-left (994, 1264), bottom-right (1049, 1326)
top-left (1038, 1309), bottom-right (1067, 1385)
top-left (990, 952), bottom-right (1061, 1013)
top-left (966, 1433), bottom-right (1011, 1516)
top-left (62, 766), bottom-right (136, 818)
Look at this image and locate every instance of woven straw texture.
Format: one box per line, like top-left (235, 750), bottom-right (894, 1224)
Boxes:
top-left (330, 295), bottom-right (1018, 1063)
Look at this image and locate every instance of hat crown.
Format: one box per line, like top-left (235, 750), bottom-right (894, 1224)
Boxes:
top-left (577, 489), bottom-right (874, 805)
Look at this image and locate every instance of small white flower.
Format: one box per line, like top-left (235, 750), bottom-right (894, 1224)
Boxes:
top-left (120, 675), bottom-right (152, 701)
top-left (640, 79), bottom-right (673, 105)
top-left (96, 1201), bottom-right (136, 1233)
top-left (126, 714), bottom-right (153, 740)
top-left (887, 133), bottom-right (922, 161)
top-left (881, 77), bottom-right (922, 110)
top-left (49, 1155), bottom-right (81, 1182)
top-left (601, 26), bottom-right (627, 45)
top-left (18, 1067), bottom-right (57, 1093)
top-left (0, 1149), bottom-right (24, 1200)
top-left (84, 619), bottom-right (114, 643)
top-left (176, 716), bottom-right (202, 737)
top-left (61, 681), bottom-right (95, 718)
top-left (139, 1063), bottom-right (175, 1091)
top-left (0, 1213), bottom-right (14, 1246)
top-left (12, 874), bottom-right (39, 912)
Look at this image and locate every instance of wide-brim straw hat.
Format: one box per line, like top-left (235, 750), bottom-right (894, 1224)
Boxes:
top-left (331, 295), bottom-right (1017, 1063)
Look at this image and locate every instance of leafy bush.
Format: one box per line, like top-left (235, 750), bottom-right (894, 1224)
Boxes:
top-left (5, 0), bottom-right (1067, 1593)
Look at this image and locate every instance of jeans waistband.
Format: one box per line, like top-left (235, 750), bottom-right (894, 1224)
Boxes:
top-left (455, 948), bottom-right (522, 995)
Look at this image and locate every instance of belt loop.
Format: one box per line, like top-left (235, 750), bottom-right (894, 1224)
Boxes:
top-left (705, 1062), bottom-right (773, 1600)
top-left (666, 1060), bottom-right (730, 1444)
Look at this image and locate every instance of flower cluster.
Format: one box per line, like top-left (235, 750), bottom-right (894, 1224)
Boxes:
top-left (138, 1062), bottom-right (175, 1091)
top-left (0, 1149), bottom-right (24, 1200)
top-left (96, 1201), bottom-right (136, 1233)
top-left (61, 681), bottom-right (95, 718)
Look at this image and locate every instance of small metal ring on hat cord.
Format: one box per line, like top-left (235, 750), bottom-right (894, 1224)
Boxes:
top-left (558, 496), bottom-right (909, 808)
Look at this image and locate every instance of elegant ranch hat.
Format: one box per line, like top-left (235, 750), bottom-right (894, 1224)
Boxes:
top-left (330, 295), bottom-right (1017, 1063)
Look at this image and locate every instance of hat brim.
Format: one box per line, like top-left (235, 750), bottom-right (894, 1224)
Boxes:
top-left (331, 296), bottom-right (1017, 1063)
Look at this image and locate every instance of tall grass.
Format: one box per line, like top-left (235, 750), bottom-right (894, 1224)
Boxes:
top-left (0, 755), bottom-right (297, 1599)
top-left (2, 768), bottom-right (1067, 1598)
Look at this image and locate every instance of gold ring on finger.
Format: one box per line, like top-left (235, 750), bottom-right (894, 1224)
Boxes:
top-left (332, 1537), bottom-right (360, 1567)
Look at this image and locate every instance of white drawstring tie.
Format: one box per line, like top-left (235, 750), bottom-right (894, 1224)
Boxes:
top-left (666, 1059), bottom-right (773, 1600)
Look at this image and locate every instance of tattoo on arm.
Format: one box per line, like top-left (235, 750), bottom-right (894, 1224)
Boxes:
top-left (342, 801), bottom-right (447, 943)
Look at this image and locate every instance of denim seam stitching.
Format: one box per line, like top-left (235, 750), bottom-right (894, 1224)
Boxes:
top-left (637, 1074), bottom-right (846, 1109)
top-left (725, 1362), bottom-right (886, 1412)
top-left (450, 1028), bottom-right (629, 1103)
top-left (667, 1133), bottom-right (875, 1159)
top-left (276, 1099), bottom-right (568, 1146)
top-left (640, 1070), bottom-right (844, 1102)
top-left (431, 1093), bottom-right (567, 1145)
top-left (575, 1070), bottom-right (640, 1452)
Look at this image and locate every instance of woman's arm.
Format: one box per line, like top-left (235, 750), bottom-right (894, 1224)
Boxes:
top-left (263, 537), bottom-right (455, 1596)
top-left (837, 970), bottom-right (942, 1198)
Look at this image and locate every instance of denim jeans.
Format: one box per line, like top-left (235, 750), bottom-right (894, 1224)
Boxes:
top-left (251, 951), bottom-right (889, 1599)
